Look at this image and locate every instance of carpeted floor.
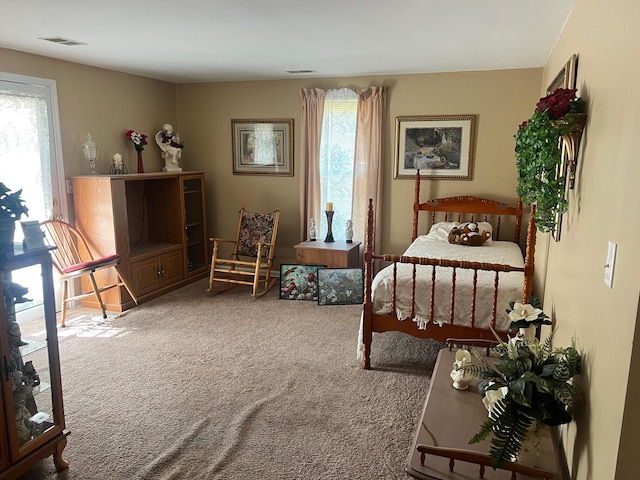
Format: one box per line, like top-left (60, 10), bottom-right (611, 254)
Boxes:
top-left (17, 278), bottom-right (444, 480)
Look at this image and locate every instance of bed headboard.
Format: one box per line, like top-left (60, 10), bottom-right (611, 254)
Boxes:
top-left (411, 170), bottom-right (524, 244)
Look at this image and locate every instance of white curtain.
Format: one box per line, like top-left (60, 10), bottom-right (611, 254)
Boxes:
top-left (299, 86), bottom-right (387, 255)
top-left (318, 88), bottom-right (358, 240)
top-left (0, 82), bottom-right (53, 230)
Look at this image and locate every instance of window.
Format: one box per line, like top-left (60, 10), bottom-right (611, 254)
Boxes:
top-left (318, 88), bottom-right (357, 239)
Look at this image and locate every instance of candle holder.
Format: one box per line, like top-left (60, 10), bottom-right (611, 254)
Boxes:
top-left (324, 211), bottom-right (335, 242)
top-left (109, 161), bottom-right (128, 175)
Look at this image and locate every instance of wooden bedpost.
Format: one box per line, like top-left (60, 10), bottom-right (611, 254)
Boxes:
top-left (412, 169), bottom-right (421, 241)
top-left (362, 198), bottom-right (375, 369)
top-left (522, 204), bottom-right (537, 303)
top-left (514, 197), bottom-right (523, 245)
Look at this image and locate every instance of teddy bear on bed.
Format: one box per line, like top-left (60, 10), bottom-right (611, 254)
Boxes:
top-left (447, 222), bottom-right (491, 246)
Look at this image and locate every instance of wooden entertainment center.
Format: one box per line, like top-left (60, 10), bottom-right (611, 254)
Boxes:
top-left (70, 172), bottom-right (208, 311)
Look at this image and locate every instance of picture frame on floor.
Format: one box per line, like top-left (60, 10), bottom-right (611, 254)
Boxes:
top-left (317, 268), bottom-right (364, 306)
top-left (279, 264), bottom-right (325, 301)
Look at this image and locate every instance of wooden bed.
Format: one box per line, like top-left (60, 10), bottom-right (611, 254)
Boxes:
top-left (360, 171), bottom-right (536, 369)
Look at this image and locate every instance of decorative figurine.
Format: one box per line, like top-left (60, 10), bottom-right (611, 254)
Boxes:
top-left (450, 349), bottom-right (474, 390)
top-left (155, 123), bottom-right (184, 172)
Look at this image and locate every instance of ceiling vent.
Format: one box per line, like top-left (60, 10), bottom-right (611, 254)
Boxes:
top-left (286, 69), bottom-right (315, 74)
top-left (38, 36), bottom-right (88, 46)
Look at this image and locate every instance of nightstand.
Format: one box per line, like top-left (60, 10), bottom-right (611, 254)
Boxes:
top-left (294, 240), bottom-right (361, 268)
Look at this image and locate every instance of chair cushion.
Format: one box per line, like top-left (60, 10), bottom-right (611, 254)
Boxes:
top-left (237, 211), bottom-right (277, 257)
top-left (61, 254), bottom-right (120, 274)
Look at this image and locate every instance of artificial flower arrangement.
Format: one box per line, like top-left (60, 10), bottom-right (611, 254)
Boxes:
top-left (126, 130), bottom-right (148, 152)
top-left (506, 295), bottom-right (552, 331)
top-left (514, 87), bottom-right (586, 233)
top-left (462, 299), bottom-right (581, 468)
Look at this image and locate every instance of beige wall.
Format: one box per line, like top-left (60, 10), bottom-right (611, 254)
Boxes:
top-left (541, 0), bottom-right (640, 479)
top-left (177, 69), bottom-right (542, 265)
top-left (0, 48), bottom-right (177, 186)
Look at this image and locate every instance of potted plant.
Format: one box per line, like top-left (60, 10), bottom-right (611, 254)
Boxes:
top-left (465, 328), bottom-right (582, 468)
top-left (514, 88), bottom-right (586, 233)
top-left (0, 182), bottom-right (29, 254)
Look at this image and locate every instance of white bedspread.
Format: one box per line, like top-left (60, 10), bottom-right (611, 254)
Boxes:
top-left (371, 235), bottom-right (525, 331)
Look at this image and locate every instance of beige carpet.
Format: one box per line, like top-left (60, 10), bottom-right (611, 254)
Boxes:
top-left (18, 278), bottom-right (444, 480)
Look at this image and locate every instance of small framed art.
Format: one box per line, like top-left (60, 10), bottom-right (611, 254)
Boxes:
top-left (232, 119), bottom-right (294, 176)
top-left (279, 264), bottom-right (325, 301)
top-left (317, 268), bottom-right (364, 306)
top-left (394, 114), bottom-right (477, 180)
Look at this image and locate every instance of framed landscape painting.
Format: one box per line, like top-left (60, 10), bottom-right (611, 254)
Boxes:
top-left (232, 119), bottom-right (294, 176)
top-left (394, 114), bottom-right (477, 180)
top-left (279, 264), bottom-right (325, 301)
top-left (317, 268), bottom-right (364, 306)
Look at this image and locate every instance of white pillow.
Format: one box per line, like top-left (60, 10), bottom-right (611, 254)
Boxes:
top-left (426, 221), bottom-right (493, 245)
top-left (426, 221), bottom-right (461, 242)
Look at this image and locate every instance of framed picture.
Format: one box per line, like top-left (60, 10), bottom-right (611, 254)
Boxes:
top-left (279, 264), bottom-right (325, 301)
top-left (548, 54), bottom-right (578, 242)
top-left (232, 119), bottom-right (294, 176)
top-left (394, 115), bottom-right (477, 180)
top-left (547, 54), bottom-right (578, 94)
top-left (20, 220), bottom-right (46, 250)
top-left (317, 268), bottom-right (364, 306)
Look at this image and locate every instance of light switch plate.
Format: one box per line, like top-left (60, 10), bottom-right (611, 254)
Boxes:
top-left (604, 241), bottom-right (616, 288)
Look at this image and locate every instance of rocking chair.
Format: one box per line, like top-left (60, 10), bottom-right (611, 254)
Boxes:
top-left (41, 220), bottom-right (138, 327)
top-left (208, 207), bottom-right (280, 297)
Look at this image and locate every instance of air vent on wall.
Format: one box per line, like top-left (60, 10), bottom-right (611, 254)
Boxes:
top-left (286, 69), bottom-right (315, 74)
top-left (38, 36), bottom-right (88, 46)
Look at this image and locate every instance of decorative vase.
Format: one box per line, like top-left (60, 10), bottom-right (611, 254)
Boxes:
top-left (324, 210), bottom-right (334, 243)
top-left (137, 151), bottom-right (144, 173)
top-left (0, 218), bottom-right (16, 255)
top-left (518, 327), bottom-right (536, 342)
top-left (345, 219), bottom-right (353, 243)
top-left (309, 218), bottom-right (317, 241)
top-left (517, 421), bottom-right (542, 467)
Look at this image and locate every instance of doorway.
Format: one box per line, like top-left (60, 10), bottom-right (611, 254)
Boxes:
top-left (1, 72), bottom-right (67, 319)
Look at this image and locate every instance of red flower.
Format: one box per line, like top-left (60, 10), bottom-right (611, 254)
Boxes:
top-left (535, 88), bottom-right (577, 120)
top-left (126, 130), bottom-right (148, 153)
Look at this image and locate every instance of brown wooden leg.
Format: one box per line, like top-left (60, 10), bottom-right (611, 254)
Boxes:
top-left (53, 437), bottom-right (69, 471)
top-left (88, 272), bottom-right (107, 319)
top-left (362, 304), bottom-right (373, 370)
top-left (61, 281), bottom-right (68, 327)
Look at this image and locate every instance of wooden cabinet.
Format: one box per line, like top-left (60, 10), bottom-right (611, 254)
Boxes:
top-left (1, 246), bottom-right (69, 479)
top-left (70, 172), bottom-right (208, 311)
top-left (130, 248), bottom-right (183, 296)
top-left (294, 241), bottom-right (361, 268)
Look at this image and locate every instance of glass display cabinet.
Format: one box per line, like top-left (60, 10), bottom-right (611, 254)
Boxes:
top-left (0, 245), bottom-right (69, 479)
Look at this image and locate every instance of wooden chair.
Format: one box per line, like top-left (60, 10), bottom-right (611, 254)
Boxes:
top-left (208, 207), bottom-right (280, 297)
top-left (40, 220), bottom-right (138, 327)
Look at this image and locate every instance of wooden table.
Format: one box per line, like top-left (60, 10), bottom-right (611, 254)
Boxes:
top-left (406, 347), bottom-right (569, 480)
top-left (294, 240), bottom-right (361, 268)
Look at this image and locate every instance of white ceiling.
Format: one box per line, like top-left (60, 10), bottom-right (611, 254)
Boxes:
top-left (2, 0), bottom-right (574, 84)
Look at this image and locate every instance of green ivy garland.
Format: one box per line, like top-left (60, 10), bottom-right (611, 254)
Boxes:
top-left (514, 89), bottom-right (585, 233)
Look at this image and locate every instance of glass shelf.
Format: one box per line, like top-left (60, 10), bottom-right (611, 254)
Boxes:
top-left (19, 339), bottom-right (47, 357)
top-left (14, 299), bottom-right (44, 315)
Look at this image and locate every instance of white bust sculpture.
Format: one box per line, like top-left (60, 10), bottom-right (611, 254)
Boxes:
top-left (155, 123), bottom-right (183, 172)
